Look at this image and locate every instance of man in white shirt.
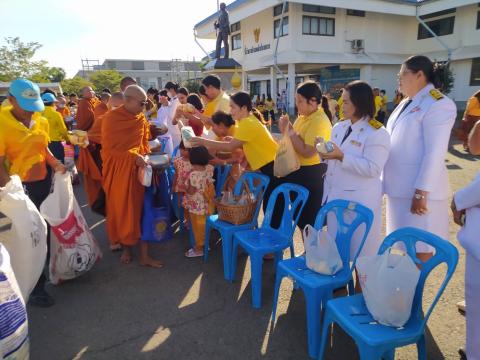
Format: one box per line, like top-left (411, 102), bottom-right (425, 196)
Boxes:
top-left (164, 81), bottom-right (181, 150)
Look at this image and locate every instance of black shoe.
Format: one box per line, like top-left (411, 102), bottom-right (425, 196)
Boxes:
top-left (28, 289), bottom-right (55, 308)
top-left (459, 348), bottom-right (467, 360)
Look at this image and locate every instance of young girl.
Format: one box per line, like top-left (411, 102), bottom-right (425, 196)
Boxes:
top-left (173, 141), bottom-right (192, 228)
top-left (183, 146), bottom-right (215, 258)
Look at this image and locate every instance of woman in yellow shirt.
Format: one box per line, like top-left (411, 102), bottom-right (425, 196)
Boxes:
top-left (41, 93), bottom-right (69, 163)
top-left (278, 81), bottom-right (332, 229)
top-left (460, 91), bottom-right (480, 151)
top-left (190, 91), bottom-right (278, 214)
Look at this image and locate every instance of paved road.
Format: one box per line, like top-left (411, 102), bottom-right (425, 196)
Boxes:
top-left (27, 140), bottom-right (475, 360)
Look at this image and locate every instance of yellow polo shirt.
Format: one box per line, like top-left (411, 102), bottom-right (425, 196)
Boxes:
top-left (205, 91), bottom-right (230, 117)
top-left (42, 106), bottom-right (69, 142)
top-left (0, 108), bottom-right (51, 181)
top-left (292, 108), bottom-right (332, 166)
top-left (234, 114), bottom-right (278, 170)
top-left (374, 95), bottom-right (383, 117)
top-left (337, 96), bottom-right (344, 120)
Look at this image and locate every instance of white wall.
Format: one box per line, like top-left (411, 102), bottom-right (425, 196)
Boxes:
top-left (450, 59), bottom-right (480, 104)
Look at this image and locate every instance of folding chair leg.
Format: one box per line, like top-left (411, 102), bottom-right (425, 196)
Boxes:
top-left (230, 239), bottom-right (240, 282)
top-left (221, 232), bottom-right (233, 281)
top-left (417, 334), bottom-right (426, 360)
top-left (203, 221), bottom-right (212, 262)
top-left (271, 268), bottom-right (285, 323)
top-left (305, 289), bottom-right (323, 359)
top-left (318, 309), bottom-right (333, 360)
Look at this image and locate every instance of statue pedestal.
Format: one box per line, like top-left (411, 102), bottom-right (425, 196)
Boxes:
top-left (204, 58), bottom-right (243, 92)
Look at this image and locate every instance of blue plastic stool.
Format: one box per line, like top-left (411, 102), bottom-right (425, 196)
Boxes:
top-left (318, 227), bottom-right (459, 360)
top-left (271, 200), bottom-right (374, 358)
top-left (203, 172), bottom-right (270, 281)
top-left (231, 183), bottom-right (309, 308)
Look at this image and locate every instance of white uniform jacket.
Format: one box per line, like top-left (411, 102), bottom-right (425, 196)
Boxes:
top-left (455, 172), bottom-right (480, 261)
top-left (323, 117), bottom-right (391, 203)
top-left (384, 84), bottom-right (456, 200)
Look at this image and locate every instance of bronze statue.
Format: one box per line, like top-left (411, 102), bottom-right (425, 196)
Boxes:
top-left (214, 2), bottom-right (230, 59)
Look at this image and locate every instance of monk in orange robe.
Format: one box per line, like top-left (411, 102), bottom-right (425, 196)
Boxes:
top-left (56, 95), bottom-right (71, 119)
top-left (76, 86), bottom-right (98, 131)
top-left (101, 85), bottom-right (162, 267)
top-left (94, 92), bottom-right (111, 119)
top-left (120, 76), bottom-right (137, 92)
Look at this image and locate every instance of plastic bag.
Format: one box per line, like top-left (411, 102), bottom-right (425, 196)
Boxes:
top-left (0, 244), bottom-right (30, 359)
top-left (0, 175), bottom-right (47, 301)
top-left (40, 173), bottom-right (102, 285)
top-left (303, 225), bottom-right (343, 275)
top-left (138, 165), bottom-right (153, 187)
top-left (274, 133), bottom-right (300, 178)
top-left (356, 251), bottom-right (420, 327)
top-left (181, 125), bottom-right (195, 148)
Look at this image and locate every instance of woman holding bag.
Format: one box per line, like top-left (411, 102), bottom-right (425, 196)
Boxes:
top-left (277, 81), bottom-right (332, 229)
top-left (319, 80), bottom-right (390, 259)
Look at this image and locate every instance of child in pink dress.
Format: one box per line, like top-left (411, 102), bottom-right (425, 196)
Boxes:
top-left (183, 146), bottom-right (215, 258)
top-left (173, 141), bottom-right (192, 228)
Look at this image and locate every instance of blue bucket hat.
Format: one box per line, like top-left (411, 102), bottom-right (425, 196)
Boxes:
top-left (9, 79), bottom-right (44, 112)
top-left (41, 92), bottom-right (57, 104)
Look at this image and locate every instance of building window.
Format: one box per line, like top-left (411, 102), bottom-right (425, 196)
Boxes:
top-left (471, 58), bottom-right (480, 86)
top-left (302, 16), bottom-right (335, 36)
top-left (418, 16), bottom-right (455, 39)
top-left (347, 9), bottom-right (366, 17)
top-left (477, 10), bottom-right (480, 29)
top-left (302, 4), bottom-right (335, 14)
top-left (106, 61), bottom-right (116, 69)
top-left (420, 8), bottom-right (456, 20)
top-left (274, 17), bottom-right (289, 38)
top-left (230, 21), bottom-right (241, 33)
top-left (157, 77), bottom-right (162, 89)
top-left (250, 81), bottom-right (261, 96)
top-left (273, 2), bottom-right (288, 16)
top-left (132, 61), bottom-right (144, 70)
top-left (232, 33), bottom-right (242, 50)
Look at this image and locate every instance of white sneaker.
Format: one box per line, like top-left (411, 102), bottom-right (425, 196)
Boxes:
top-left (457, 300), bottom-right (466, 314)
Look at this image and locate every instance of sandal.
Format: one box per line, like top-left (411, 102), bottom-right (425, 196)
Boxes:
top-left (185, 248), bottom-right (204, 258)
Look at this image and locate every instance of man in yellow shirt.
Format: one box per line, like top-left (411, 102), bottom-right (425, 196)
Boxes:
top-left (0, 79), bottom-right (66, 307)
top-left (373, 87), bottom-right (385, 123)
top-left (41, 93), bottom-right (69, 163)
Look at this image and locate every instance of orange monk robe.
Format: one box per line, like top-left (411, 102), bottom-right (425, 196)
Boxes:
top-left (57, 106), bottom-right (71, 119)
top-left (76, 98), bottom-right (97, 131)
top-left (94, 102), bottom-right (108, 119)
top-left (101, 106), bottom-right (150, 246)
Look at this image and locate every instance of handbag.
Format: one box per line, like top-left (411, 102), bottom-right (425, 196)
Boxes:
top-left (273, 132), bottom-right (300, 178)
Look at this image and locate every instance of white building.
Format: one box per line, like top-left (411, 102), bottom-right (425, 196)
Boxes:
top-left (194, 0), bottom-right (480, 111)
top-left (76, 59), bottom-right (202, 90)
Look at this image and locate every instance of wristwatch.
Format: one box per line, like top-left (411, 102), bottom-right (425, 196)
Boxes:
top-left (414, 193), bottom-right (426, 200)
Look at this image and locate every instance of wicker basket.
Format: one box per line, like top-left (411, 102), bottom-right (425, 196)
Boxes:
top-left (215, 198), bottom-right (257, 225)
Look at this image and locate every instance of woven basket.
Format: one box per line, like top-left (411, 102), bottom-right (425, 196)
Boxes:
top-left (215, 198), bottom-right (257, 225)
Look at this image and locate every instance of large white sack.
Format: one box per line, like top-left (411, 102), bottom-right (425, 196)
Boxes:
top-left (0, 243), bottom-right (29, 360)
top-left (40, 173), bottom-right (102, 285)
top-left (0, 176), bottom-right (47, 301)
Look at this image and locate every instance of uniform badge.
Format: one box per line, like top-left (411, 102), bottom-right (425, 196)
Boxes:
top-left (350, 140), bottom-right (362, 147)
top-left (429, 89), bottom-right (444, 101)
top-left (409, 106), bottom-right (421, 113)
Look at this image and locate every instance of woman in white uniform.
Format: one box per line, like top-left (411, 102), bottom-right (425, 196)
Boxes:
top-left (383, 55), bottom-right (456, 260)
top-left (320, 80), bottom-right (390, 259)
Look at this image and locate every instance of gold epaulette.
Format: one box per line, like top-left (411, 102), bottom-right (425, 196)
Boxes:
top-left (368, 119), bottom-right (383, 129)
top-left (429, 89), bottom-right (444, 101)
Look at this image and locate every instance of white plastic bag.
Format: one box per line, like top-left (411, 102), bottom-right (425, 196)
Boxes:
top-left (40, 173), bottom-right (102, 285)
top-left (274, 133), bottom-right (300, 178)
top-left (0, 175), bottom-right (47, 301)
top-left (138, 165), bottom-right (153, 187)
top-left (303, 225), bottom-right (343, 275)
top-left (356, 251), bottom-right (420, 327)
top-left (180, 125), bottom-right (195, 148)
top-left (0, 243), bottom-right (30, 359)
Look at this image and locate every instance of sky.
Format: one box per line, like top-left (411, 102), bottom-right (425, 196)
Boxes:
top-left (0, 0), bottom-right (228, 78)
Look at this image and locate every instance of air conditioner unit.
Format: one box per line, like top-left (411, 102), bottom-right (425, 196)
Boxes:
top-left (351, 39), bottom-right (365, 53)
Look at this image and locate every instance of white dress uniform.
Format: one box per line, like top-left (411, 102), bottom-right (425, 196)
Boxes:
top-left (454, 173), bottom-right (480, 360)
top-left (323, 116), bottom-right (391, 258)
top-left (384, 83), bottom-right (456, 252)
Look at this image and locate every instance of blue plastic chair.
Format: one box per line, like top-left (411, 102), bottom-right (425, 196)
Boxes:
top-left (214, 165), bottom-right (232, 198)
top-left (318, 227), bottom-right (459, 360)
top-left (203, 172), bottom-right (270, 280)
top-left (231, 183), bottom-right (310, 308)
top-left (271, 200), bottom-right (374, 358)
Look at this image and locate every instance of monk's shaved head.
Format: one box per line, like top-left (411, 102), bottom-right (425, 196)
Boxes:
top-left (109, 92), bottom-right (125, 109)
top-left (124, 85), bottom-right (147, 100)
top-left (81, 86), bottom-right (95, 99)
top-left (120, 77), bottom-right (137, 92)
top-left (124, 85), bottom-right (147, 114)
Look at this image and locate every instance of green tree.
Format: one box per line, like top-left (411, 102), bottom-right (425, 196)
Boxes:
top-left (60, 76), bottom-right (94, 95)
top-left (183, 79), bottom-right (201, 94)
top-left (89, 70), bottom-right (123, 92)
top-left (30, 66), bottom-right (66, 83)
top-left (0, 37), bottom-right (46, 81)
